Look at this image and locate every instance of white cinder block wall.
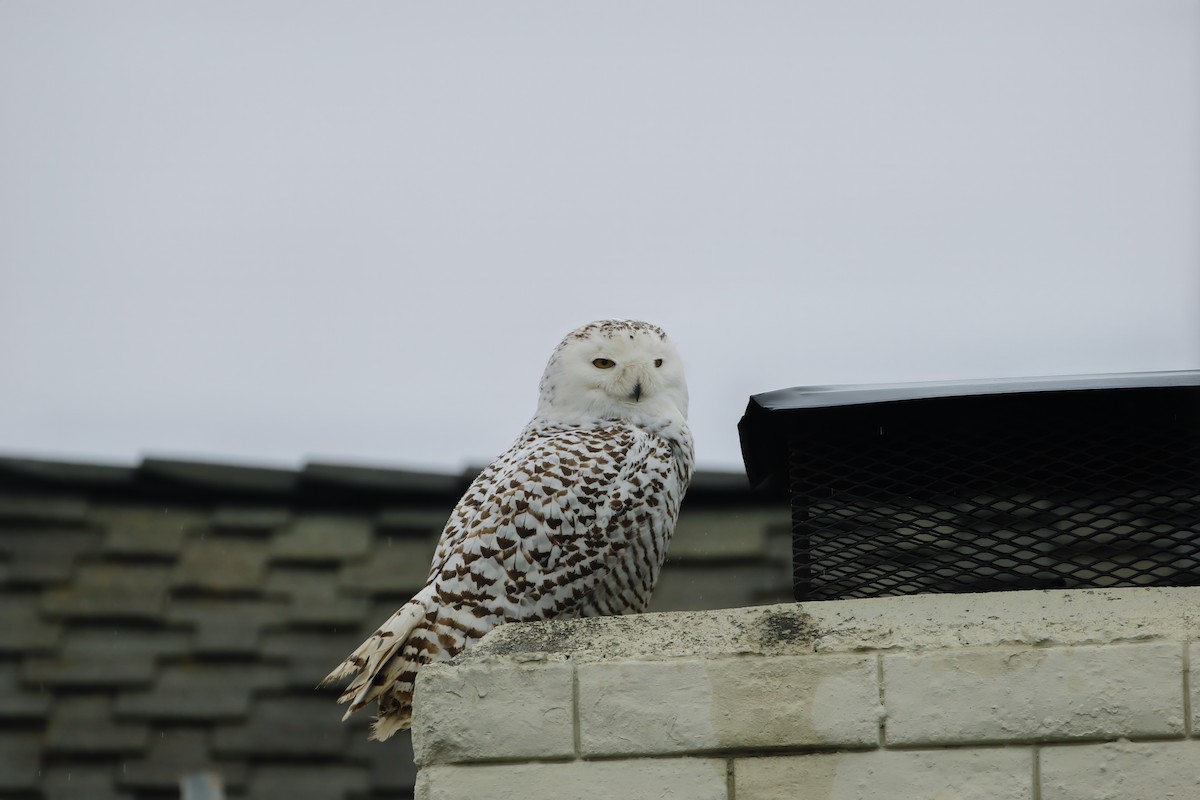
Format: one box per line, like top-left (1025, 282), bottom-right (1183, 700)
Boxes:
top-left (411, 587), bottom-right (1200, 800)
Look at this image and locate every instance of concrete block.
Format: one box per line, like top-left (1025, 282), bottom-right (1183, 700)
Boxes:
top-left (1040, 740), bottom-right (1200, 800)
top-left (417, 757), bottom-right (727, 800)
top-left (735, 747), bottom-right (1032, 800)
top-left (578, 655), bottom-right (879, 756)
top-left (412, 661), bottom-right (574, 765)
top-left (463, 588), bottom-right (1200, 665)
top-left (884, 642), bottom-right (1183, 745)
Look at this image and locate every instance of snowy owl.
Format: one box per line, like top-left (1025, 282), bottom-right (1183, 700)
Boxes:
top-left (323, 319), bottom-right (695, 740)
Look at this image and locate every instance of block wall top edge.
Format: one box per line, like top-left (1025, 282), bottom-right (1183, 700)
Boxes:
top-left (462, 586), bottom-right (1200, 665)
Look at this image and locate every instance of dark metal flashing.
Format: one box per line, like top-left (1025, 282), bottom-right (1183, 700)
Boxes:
top-left (739, 370), bottom-right (1200, 489)
top-left (749, 370), bottom-right (1200, 412)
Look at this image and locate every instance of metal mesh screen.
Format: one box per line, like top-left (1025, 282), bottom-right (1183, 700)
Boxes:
top-left (788, 401), bottom-right (1200, 600)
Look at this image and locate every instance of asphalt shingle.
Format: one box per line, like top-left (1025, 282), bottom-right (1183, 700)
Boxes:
top-left (211, 505), bottom-right (291, 531)
top-left (264, 565), bottom-right (369, 628)
top-left (668, 508), bottom-right (785, 560)
top-left (214, 696), bottom-right (348, 758)
top-left (0, 595), bottom-right (60, 653)
top-left (246, 764), bottom-right (369, 800)
top-left (304, 461), bottom-right (462, 494)
top-left (0, 731), bottom-right (42, 791)
top-left (375, 507), bottom-right (452, 535)
top-left (119, 729), bottom-right (249, 793)
top-left (270, 515), bottom-right (372, 562)
top-left (42, 765), bottom-right (128, 800)
top-left (0, 664), bottom-right (50, 719)
top-left (167, 598), bottom-right (288, 656)
top-left (336, 537), bottom-right (435, 596)
top-left (262, 630), bottom-right (365, 689)
top-left (23, 628), bottom-right (189, 688)
top-left (116, 664), bottom-right (286, 721)
top-left (41, 563), bottom-right (172, 621)
top-left (172, 536), bottom-right (269, 593)
top-left (0, 526), bottom-right (102, 586)
top-left (0, 457), bottom-right (134, 485)
top-left (352, 729), bottom-right (419, 793)
top-left (649, 562), bottom-right (792, 613)
top-left (141, 458), bottom-right (297, 494)
top-left (96, 506), bottom-right (206, 557)
top-left (0, 493), bottom-right (89, 522)
top-left (46, 696), bottom-right (149, 754)
top-left (289, 593), bottom-right (370, 629)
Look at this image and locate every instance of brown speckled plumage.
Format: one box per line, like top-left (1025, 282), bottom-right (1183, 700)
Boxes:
top-left (323, 320), bottom-right (694, 740)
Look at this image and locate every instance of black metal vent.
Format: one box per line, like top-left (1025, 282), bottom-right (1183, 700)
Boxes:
top-left (739, 372), bottom-right (1200, 601)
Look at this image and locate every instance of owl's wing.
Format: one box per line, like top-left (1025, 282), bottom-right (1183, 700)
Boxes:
top-left (325, 422), bottom-right (684, 740)
top-left (424, 456), bottom-right (509, 582)
top-left (428, 422), bottom-right (679, 621)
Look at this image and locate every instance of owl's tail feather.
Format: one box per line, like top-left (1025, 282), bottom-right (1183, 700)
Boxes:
top-left (320, 600), bottom-right (427, 736)
top-left (370, 706), bottom-right (411, 742)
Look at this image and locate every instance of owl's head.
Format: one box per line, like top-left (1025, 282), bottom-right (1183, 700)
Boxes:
top-left (535, 320), bottom-right (689, 425)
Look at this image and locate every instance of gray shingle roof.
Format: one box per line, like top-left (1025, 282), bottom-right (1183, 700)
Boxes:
top-left (0, 456), bottom-right (789, 799)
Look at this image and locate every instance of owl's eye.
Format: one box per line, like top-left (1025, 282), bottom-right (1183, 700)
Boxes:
top-left (654, 359), bottom-right (663, 368)
top-left (592, 358), bottom-right (616, 369)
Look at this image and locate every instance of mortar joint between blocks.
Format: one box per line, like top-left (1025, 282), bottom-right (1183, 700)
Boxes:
top-left (1183, 639), bottom-right (1193, 738)
top-left (1031, 744), bottom-right (1042, 800)
top-left (571, 662), bottom-right (581, 757)
top-left (876, 652), bottom-right (887, 748)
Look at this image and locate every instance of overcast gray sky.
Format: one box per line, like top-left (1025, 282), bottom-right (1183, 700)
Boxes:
top-left (2, 1), bottom-right (1197, 473)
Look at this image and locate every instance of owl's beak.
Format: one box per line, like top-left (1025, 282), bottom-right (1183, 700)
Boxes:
top-left (631, 382), bottom-right (643, 402)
